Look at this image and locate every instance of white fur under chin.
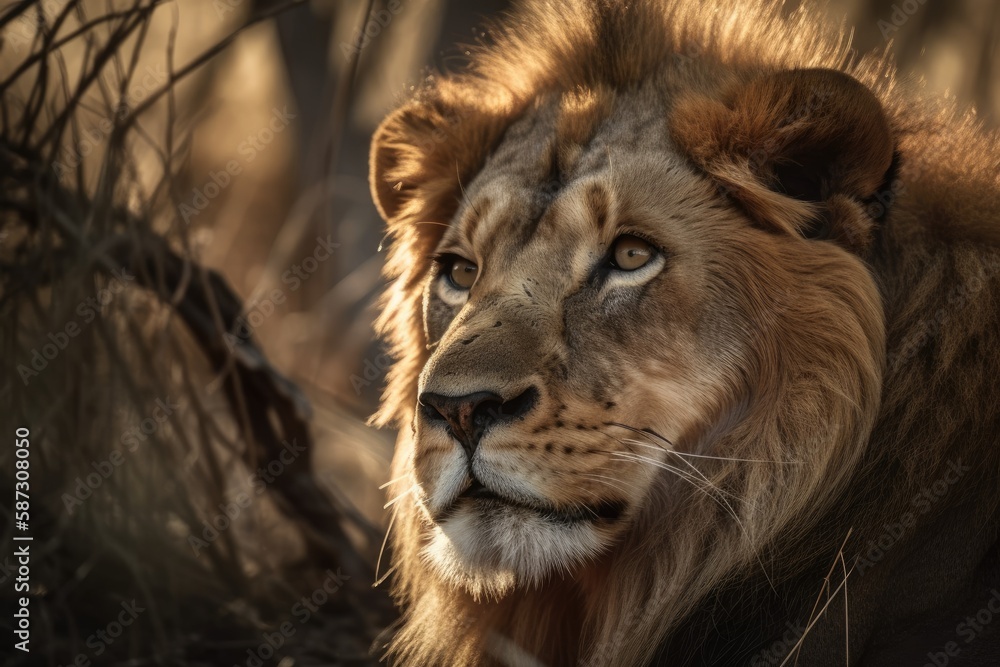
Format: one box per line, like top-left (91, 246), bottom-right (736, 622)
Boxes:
top-left (423, 503), bottom-right (608, 600)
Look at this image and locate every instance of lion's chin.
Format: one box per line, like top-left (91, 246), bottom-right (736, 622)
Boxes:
top-left (422, 499), bottom-right (613, 600)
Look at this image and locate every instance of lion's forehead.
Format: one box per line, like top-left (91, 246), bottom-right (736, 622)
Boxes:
top-left (447, 90), bottom-right (716, 281)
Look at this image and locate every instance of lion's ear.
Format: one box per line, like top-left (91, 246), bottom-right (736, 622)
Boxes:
top-left (670, 68), bottom-right (895, 250)
top-left (369, 88), bottom-right (508, 230)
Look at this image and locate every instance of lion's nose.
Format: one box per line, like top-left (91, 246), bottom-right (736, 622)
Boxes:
top-left (419, 387), bottom-right (538, 459)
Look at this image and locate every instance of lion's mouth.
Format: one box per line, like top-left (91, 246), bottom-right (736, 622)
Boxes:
top-left (460, 479), bottom-right (504, 501)
top-left (451, 479), bottom-right (626, 524)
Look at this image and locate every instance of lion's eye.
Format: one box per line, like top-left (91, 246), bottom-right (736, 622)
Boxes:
top-left (447, 257), bottom-right (478, 289)
top-left (610, 235), bottom-right (654, 271)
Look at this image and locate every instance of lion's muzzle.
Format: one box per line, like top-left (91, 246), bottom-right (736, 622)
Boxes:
top-left (419, 387), bottom-right (539, 461)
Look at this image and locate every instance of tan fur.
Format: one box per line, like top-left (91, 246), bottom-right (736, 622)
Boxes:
top-left (369, 1), bottom-right (1000, 665)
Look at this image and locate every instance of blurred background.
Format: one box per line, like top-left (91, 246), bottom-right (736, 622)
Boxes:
top-left (0, 0), bottom-right (996, 665)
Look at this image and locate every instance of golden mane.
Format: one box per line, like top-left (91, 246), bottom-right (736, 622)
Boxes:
top-left (369, 1), bottom-right (1000, 665)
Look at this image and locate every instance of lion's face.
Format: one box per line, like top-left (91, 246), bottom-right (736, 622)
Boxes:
top-left (400, 85), bottom-right (860, 594)
top-left (375, 71), bottom-right (890, 600)
top-left (413, 95), bottom-right (730, 591)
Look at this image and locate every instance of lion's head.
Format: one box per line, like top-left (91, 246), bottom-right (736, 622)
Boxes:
top-left (367, 2), bottom-right (999, 665)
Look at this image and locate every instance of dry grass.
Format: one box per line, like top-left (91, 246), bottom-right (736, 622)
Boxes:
top-left (0, 1), bottom-right (393, 664)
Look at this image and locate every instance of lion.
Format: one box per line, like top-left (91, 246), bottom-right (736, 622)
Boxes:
top-left (367, 1), bottom-right (1000, 665)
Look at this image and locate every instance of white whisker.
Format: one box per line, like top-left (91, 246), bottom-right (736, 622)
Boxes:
top-left (621, 438), bottom-right (801, 465)
top-left (581, 472), bottom-right (632, 498)
top-left (384, 483), bottom-right (419, 509)
top-left (614, 441), bottom-right (775, 590)
top-left (379, 474), bottom-right (411, 490)
top-left (375, 504), bottom-right (398, 587)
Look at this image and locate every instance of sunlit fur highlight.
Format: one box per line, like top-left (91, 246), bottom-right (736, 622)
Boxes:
top-left (369, 1), bottom-right (1000, 665)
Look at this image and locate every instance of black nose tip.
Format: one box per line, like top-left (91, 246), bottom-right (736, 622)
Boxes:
top-left (419, 387), bottom-right (538, 458)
